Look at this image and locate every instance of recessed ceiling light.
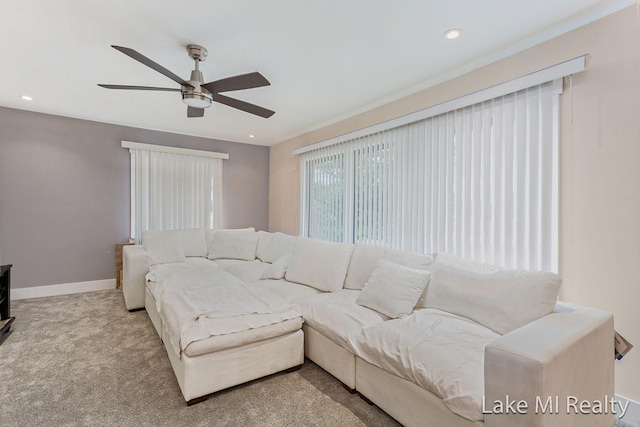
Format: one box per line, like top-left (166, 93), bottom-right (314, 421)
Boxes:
top-left (444, 28), bottom-right (463, 40)
top-left (20, 95), bottom-right (33, 101)
top-left (249, 134), bottom-right (255, 138)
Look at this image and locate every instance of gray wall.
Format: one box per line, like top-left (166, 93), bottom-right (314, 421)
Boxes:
top-left (0, 107), bottom-right (269, 289)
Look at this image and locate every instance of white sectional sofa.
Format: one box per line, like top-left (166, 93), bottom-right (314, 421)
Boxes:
top-left (122, 228), bottom-right (615, 427)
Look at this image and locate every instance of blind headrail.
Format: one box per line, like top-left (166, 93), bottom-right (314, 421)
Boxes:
top-left (293, 55), bottom-right (586, 156)
top-left (122, 141), bottom-right (229, 160)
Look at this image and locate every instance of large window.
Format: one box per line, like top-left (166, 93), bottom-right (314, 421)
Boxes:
top-left (123, 141), bottom-right (227, 244)
top-left (299, 79), bottom-right (563, 272)
top-left (304, 150), bottom-right (345, 242)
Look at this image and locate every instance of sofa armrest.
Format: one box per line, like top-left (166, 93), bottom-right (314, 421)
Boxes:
top-left (484, 303), bottom-right (614, 427)
top-left (122, 245), bottom-right (149, 310)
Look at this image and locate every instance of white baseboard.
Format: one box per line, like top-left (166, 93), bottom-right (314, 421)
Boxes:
top-left (617, 395), bottom-right (640, 427)
top-left (11, 278), bottom-right (116, 300)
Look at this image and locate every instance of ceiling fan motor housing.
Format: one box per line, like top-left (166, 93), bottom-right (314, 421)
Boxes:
top-left (182, 66), bottom-right (213, 109)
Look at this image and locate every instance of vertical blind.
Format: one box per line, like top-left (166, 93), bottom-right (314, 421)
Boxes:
top-left (127, 144), bottom-right (224, 243)
top-left (300, 80), bottom-right (560, 272)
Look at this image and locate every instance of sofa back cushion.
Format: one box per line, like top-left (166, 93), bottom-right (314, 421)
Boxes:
top-left (204, 227), bottom-right (255, 251)
top-left (207, 229), bottom-right (259, 261)
top-left (142, 230), bottom-right (186, 265)
top-left (344, 244), bottom-right (386, 290)
top-left (426, 252), bottom-right (562, 335)
top-left (256, 231), bottom-right (297, 263)
top-left (345, 243), bottom-right (433, 291)
top-left (178, 228), bottom-right (208, 257)
top-left (285, 237), bottom-right (353, 292)
top-left (356, 260), bottom-right (431, 318)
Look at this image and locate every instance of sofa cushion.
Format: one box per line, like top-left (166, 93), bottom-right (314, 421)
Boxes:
top-left (214, 259), bottom-right (268, 283)
top-left (142, 230), bottom-right (186, 265)
top-left (356, 308), bottom-right (499, 422)
top-left (285, 237), bottom-right (353, 292)
top-left (344, 243), bottom-right (433, 292)
top-left (256, 232), bottom-right (297, 263)
top-left (260, 254), bottom-right (291, 280)
top-left (426, 253), bottom-right (562, 335)
top-left (250, 279), bottom-right (322, 306)
top-left (356, 260), bottom-right (431, 318)
top-left (207, 229), bottom-right (259, 261)
top-left (205, 227), bottom-right (255, 254)
top-left (256, 230), bottom-right (272, 255)
top-left (178, 228), bottom-right (208, 257)
top-left (205, 228), bottom-right (216, 249)
top-left (344, 244), bottom-right (386, 290)
top-left (297, 290), bottom-right (388, 354)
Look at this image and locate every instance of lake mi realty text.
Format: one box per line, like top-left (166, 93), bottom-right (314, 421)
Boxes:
top-left (483, 395), bottom-right (630, 418)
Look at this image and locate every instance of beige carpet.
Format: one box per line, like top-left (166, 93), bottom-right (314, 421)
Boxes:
top-left (0, 290), bottom-right (400, 427)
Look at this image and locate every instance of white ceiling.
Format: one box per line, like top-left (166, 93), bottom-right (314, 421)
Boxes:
top-left (0, 0), bottom-right (633, 146)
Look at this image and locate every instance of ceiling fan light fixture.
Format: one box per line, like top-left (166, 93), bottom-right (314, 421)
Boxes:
top-left (182, 92), bottom-right (212, 109)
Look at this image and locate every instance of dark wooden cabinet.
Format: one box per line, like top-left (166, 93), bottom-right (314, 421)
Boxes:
top-left (0, 264), bottom-right (14, 344)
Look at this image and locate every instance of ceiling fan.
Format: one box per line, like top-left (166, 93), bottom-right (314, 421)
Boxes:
top-left (98, 44), bottom-right (275, 119)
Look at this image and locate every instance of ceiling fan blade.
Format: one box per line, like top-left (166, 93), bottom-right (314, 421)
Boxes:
top-left (111, 45), bottom-right (193, 88)
top-left (212, 93), bottom-right (275, 118)
top-left (98, 84), bottom-right (181, 92)
top-left (187, 106), bottom-right (205, 118)
top-left (202, 72), bottom-right (270, 94)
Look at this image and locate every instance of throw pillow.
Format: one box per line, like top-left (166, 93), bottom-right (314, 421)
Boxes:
top-left (356, 260), bottom-right (431, 318)
top-left (260, 254), bottom-right (292, 280)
